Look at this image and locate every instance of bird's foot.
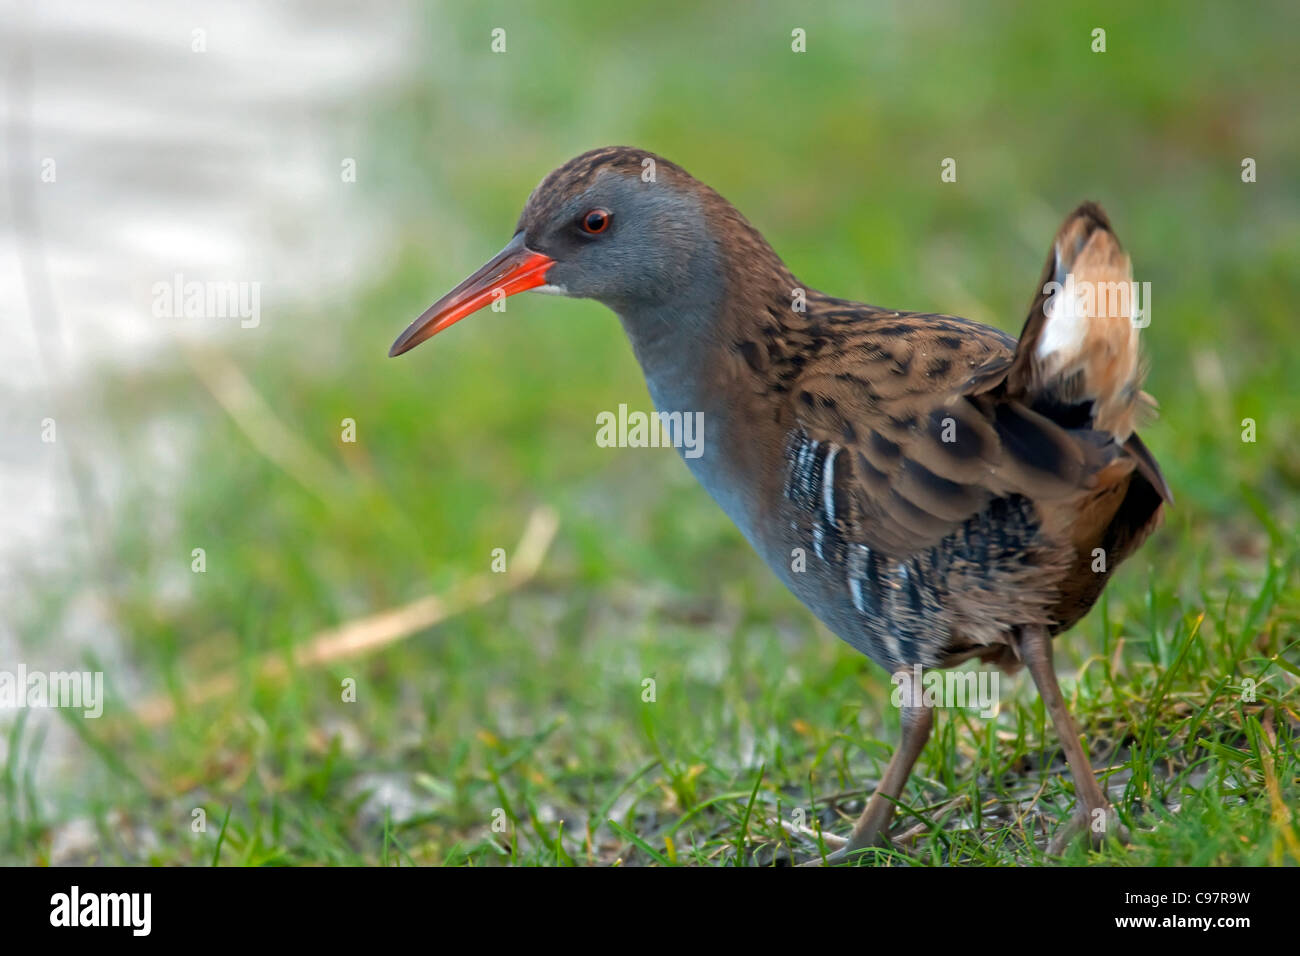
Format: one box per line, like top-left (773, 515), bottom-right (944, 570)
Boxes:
top-left (797, 844), bottom-right (868, 866)
top-left (773, 816), bottom-right (867, 865)
top-left (1046, 805), bottom-right (1130, 855)
top-left (795, 822), bottom-right (892, 866)
top-left (776, 818), bottom-right (848, 850)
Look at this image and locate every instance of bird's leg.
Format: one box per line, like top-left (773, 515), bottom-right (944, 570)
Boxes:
top-left (1018, 625), bottom-right (1123, 852)
top-left (806, 692), bottom-right (933, 865)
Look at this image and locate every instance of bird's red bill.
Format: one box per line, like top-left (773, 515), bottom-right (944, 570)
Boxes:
top-left (389, 232), bottom-right (553, 356)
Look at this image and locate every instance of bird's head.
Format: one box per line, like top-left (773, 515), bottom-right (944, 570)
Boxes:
top-left (389, 146), bottom-right (757, 357)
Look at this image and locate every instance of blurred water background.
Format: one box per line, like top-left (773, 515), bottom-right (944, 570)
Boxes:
top-left (0, 0), bottom-right (415, 796)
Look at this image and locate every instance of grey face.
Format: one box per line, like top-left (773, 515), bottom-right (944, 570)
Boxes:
top-left (516, 171), bottom-right (712, 308)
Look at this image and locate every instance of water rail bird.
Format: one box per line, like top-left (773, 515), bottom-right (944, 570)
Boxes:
top-left (389, 147), bottom-right (1170, 862)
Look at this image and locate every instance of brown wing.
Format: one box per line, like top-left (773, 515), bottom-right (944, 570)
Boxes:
top-left (785, 310), bottom-right (1118, 561)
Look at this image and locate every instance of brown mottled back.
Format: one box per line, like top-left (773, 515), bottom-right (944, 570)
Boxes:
top-left (741, 203), bottom-right (1169, 670)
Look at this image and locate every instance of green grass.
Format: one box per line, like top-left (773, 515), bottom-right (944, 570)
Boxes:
top-left (4, 0), bottom-right (1298, 865)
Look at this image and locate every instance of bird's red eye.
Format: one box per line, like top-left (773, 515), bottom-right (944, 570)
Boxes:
top-left (581, 209), bottom-right (611, 234)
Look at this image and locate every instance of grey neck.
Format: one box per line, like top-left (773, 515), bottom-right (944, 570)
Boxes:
top-left (606, 231), bottom-right (730, 417)
top-left (605, 255), bottom-right (767, 550)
